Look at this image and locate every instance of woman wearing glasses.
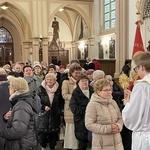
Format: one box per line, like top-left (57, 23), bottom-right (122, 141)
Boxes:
top-left (85, 78), bottom-right (124, 150)
top-left (69, 75), bottom-right (94, 150)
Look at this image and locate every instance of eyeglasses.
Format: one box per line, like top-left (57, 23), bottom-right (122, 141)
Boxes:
top-left (133, 65), bottom-right (140, 72)
top-left (101, 89), bottom-right (112, 92)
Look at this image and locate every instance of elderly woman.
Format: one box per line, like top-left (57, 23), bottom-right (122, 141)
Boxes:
top-left (90, 70), bottom-right (105, 87)
top-left (85, 78), bottom-right (124, 150)
top-left (0, 77), bottom-right (40, 150)
top-left (69, 75), bottom-right (94, 150)
top-left (62, 64), bottom-right (82, 149)
top-left (0, 72), bottom-right (11, 150)
top-left (37, 73), bottom-right (60, 150)
top-left (23, 65), bottom-right (42, 98)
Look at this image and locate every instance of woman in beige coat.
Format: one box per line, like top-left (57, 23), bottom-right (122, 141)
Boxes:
top-left (62, 64), bottom-right (82, 149)
top-left (85, 78), bottom-right (124, 150)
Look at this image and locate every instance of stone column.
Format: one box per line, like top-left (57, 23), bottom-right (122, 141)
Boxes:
top-left (22, 42), bottom-right (32, 64)
top-left (93, 0), bottom-right (100, 59)
top-left (115, 0), bottom-right (129, 78)
top-left (32, 38), bottom-right (40, 62)
top-left (71, 41), bottom-right (76, 61)
top-left (42, 38), bottom-right (49, 64)
top-left (88, 38), bottom-right (95, 59)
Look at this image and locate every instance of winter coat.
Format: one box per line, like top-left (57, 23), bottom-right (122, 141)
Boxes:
top-left (9, 71), bottom-right (24, 77)
top-left (0, 81), bottom-right (11, 150)
top-left (24, 75), bottom-right (42, 98)
top-left (37, 85), bottom-right (60, 133)
top-left (69, 85), bottom-right (94, 140)
top-left (62, 77), bottom-right (76, 123)
top-left (84, 62), bottom-right (95, 71)
top-left (92, 60), bottom-right (100, 70)
top-left (85, 93), bottom-right (124, 150)
top-left (0, 92), bottom-right (40, 150)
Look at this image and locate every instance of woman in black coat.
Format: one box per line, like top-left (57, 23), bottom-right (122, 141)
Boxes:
top-left (69, 75), bottom-right (94, 150)
top-left (37, 73), bottom-right (60, 150)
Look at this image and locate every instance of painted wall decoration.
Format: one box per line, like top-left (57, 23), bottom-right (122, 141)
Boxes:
top-left (98, 41), bottom-right (104, 59)
top-left (109, 38), bottom-right (115, 58)
top-left (77, 43), bottom-right (88, 60)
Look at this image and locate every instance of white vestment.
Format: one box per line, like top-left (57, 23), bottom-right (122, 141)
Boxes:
top-left (122, 74), bottom-right (150, 150)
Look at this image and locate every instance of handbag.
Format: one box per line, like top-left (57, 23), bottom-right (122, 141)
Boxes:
top-left (59, 125), bottom-right (65, 140)
top-left (37, 111), bottom-right (49, 133)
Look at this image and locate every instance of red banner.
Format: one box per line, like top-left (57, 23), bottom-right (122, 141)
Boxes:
top-left (128, 21), bottom-right (145, 91)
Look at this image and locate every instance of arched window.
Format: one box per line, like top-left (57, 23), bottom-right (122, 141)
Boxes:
top-left (0, 27), bottom-right (13, 66)
top-left (104, 0), bottom-right (116, 30)
top-left (0, 27), bottom-right (13, 43)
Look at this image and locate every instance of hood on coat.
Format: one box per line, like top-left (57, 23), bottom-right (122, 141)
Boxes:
top-left (10, 92), bottom-right (41, 113)
top-left (90, 92), bottom-right (112, 105)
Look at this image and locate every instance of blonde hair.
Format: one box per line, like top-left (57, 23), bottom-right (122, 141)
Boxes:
top-left (45, 73), bottom-right (57, 80)
top-left (9, 77), bottom-right (29, 92)
top-left (0, 68), bottom-right (7, 74)
top-left (93, 78), bottom-right (111, 92)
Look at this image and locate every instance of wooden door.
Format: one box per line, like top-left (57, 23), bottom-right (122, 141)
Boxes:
top-left (48, 50), bottom-right (69, 67)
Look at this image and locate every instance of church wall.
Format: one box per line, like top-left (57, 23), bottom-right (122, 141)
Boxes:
top-left (128, 0), bottom-right (137, 59)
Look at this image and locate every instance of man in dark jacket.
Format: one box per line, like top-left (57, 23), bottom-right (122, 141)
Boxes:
top-left (83, 57), bottom-right (95, 70)
top-left (0, 74), bottom-right (11, 150)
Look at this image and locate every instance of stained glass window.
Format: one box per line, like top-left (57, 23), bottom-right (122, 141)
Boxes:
top-left (0, 27), bottom-right (13, 43)
top-left (104, 0), bottom-right (116, 30)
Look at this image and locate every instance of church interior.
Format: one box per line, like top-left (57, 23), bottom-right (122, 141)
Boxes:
top-left (0, 0), bottom-right (150, 78)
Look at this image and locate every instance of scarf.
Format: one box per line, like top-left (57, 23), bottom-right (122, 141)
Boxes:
top-left (41, 80), bottom-right (59, 104)
top-left (81, 89), bottom-right (90, 98)
top-left (70, 76), bottom-right (77, 89)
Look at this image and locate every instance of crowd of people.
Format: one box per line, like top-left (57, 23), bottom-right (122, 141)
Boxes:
top-left (0, 52), bottom-right (149, 150)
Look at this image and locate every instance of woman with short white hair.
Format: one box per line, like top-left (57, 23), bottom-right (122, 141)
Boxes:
top-left (37, 73), bottom-right (61, 150)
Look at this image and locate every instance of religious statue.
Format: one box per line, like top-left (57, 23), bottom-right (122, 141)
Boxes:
top-left (52, 17), bottom-right (59, 41)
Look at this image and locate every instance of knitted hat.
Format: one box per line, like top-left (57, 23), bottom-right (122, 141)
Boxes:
top-left (33, 63), bottom-right (42, 69)
top-left (86, 69), bottom-right (94, 75)
top-left (93, 70), bottom-right (105, 81)
top-left (0, 74), bottom-right (7, 81)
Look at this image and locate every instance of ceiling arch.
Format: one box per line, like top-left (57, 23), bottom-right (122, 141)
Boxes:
top-left (0, 2), bottom-right (32, 41)
top-left (49, 4), bottom-right (91, 41)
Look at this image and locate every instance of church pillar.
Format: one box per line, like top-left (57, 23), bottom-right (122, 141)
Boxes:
top-left (93, 0), bottom-right (100, 59)
top-left (32, 38), bottom-right (40, 62)
top-left (71, 41), bottom-right (76, 61)
top-left (22, 42), bottom-right (32, 64)
top-left (42, 38), bottom-right (49, 64)
top-left (88, 38), bottom-right (95, 59)
top-left (115, 0), bottom-right (129, 78)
